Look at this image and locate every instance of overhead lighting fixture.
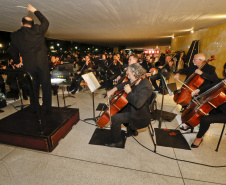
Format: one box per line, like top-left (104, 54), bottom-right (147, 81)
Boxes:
top-left (191, 30), bottom-right (194, 33)
top-left (172, 36), bottom-right (174, 39)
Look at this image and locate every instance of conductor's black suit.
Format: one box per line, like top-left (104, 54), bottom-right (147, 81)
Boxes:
top-left (9, 11), bottom-right (51, 111)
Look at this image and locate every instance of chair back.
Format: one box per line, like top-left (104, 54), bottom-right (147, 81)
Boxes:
top-left (149, 92), bottom-right (157, 120)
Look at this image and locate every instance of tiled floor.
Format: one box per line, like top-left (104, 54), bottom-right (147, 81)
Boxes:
top-left (0, 80), bottom-right (226, 185)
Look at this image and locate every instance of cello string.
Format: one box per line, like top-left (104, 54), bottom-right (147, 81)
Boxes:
top-left (196, 80), bottom-right (224, 99)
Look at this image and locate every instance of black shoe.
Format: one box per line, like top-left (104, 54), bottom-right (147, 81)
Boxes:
top-left (126, 130), bottom-right (138, 137)
top-left (153, 88), bottom-right (159, 92)
top-left (23, 94), bottom-right (28, 100)
top-left (71, 89), bottom-right (77, 94)
top-left (180, 125), bottom-right (194, 133)
top-left (53, 90), bottom-right (58, 96)
top-left (180, 107), bottom-right (185, 113)
top-left (191, 139), bottom-right (203, 148)
top-left (104, 140), bottom-right (124, 148)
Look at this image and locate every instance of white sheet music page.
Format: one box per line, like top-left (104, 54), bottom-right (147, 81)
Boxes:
top-left (82, 72), bottom-right (100, 92)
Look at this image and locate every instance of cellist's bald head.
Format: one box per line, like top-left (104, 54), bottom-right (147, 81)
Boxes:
top-left (193, 53), bottom-right (206, 67)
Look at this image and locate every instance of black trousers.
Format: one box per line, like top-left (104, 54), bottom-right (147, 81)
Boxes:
top-left (197, 110), bottom-right (226, 138)
top-left (70, 75), bottom-right (83, 92)
top-left (111, 112), bottom-right (130, 142)
top-left (150, 72), bottom-right (169, 90)
top-left (29, 66), bottom-right (52, 111)
top-left (0, 75), bottom-right (5, 94)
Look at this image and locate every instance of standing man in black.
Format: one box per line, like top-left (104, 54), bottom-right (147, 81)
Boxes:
top-left (9, 4), bottom-right (51, 112)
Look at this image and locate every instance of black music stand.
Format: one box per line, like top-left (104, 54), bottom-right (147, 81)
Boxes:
top-left (82, 72), bottom-right (101, 122)
top-left (158, 74), bottom-right (174, 128)
top-left (51, 68), bottom-right (73, 107)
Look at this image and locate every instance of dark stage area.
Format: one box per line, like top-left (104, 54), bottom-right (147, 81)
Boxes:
top-left (0, 106), bottom-right (80, 152)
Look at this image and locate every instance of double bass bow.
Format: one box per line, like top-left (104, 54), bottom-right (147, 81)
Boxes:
top-left (96, 73), bottom-right (151, 128)
top-left (181, 79), bottom-right (226, 128)
top-left (174, 55), bottom-right (215, 106)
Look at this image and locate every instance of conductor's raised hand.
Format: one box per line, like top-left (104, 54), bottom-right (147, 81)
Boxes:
top-left (27, 4), bottom-right (37, 13)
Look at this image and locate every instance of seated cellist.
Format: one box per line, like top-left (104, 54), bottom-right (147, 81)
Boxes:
top-left (106, 63), bottom-right (153, 147)
top-left (190, 63), bottom-right (226, 148)
top-left (174, 53), bottom-right (219, 114)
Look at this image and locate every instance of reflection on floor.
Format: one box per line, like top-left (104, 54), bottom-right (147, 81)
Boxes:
top-left (0, 83), bottom-right (226, 185)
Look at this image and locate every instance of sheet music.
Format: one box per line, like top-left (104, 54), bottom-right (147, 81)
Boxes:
top-left (82, 72), bottom-right (100, 92)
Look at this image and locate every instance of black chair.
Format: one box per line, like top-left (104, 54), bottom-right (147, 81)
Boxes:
top-left (148, 92), bottom-right (157, 152)
top-left (123, 92), bottom-right (157, 152)
top-left (215, 123), bottom-right (226, 152)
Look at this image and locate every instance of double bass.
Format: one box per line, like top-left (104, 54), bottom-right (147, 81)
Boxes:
top-left (174, 55), bottom-right (215, 106)
top-left (181, 79), bottom-right (226, 128)
top-left (96, 73), bottom-right (151, 128)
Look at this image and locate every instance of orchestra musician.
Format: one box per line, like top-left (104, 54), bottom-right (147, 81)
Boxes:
top-left (189, 63), bottom-right (226, 148)
top-left (174, 53), bottom-right (219, 113)
top-left (106, 63), bottom-right (153, 147)
top-left (116, 54), bottom-right (139, 82)
top-left (105, 54), bottom-right (123, 89)
top-left (69, 55), bottom-right (93, 94)
top-left (149, 55), bottom-right (174, 92)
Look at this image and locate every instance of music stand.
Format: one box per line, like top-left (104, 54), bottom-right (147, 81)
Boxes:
top-left (158, 74), bottom-right (174, 128)
top-left (82, 72), bottom-right (101, 122)
top-left (51, 68), bottom-right (72, 107)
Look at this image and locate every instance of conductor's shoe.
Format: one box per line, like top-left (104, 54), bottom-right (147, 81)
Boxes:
top-left (23, 94), bottom-right (28, 100)
top-left (104, 140), bottom-right (124, 148)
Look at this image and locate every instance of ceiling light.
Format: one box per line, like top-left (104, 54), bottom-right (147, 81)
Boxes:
top-left (191, 30), bottom-right (194, 33)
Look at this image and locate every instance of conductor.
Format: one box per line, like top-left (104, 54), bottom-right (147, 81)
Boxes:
top-left (9, 4), bottom-right (52, 112)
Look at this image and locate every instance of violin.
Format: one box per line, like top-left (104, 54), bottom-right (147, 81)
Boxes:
top-left (174, 55), bottom-right (215, 106)
top-left (96, 73), bottom-right (152, 128)
top-left (181, 79), bottom-right (226, 128)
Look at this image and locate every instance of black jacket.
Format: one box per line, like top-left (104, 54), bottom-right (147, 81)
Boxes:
top-left (117, 78), bottom-right (153, 129)
top-left (177, 63), bottom-right (219, 88)
top-left (8, 11), bottom-right (49, 73)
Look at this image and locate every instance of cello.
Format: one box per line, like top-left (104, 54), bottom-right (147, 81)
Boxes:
top-left (174, 55), bottom-right (215, 106)
top-left (96, 73), bottom-right (151, 128)
top-left (181, 79), bottom-right (226, 128)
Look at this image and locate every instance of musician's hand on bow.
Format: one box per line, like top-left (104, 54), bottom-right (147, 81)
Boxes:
top-left (191, 89), bottom-right (200, 97)
top-left (223, 79), bottom-right (226, 85)
top-left (195, 69), bottom-right (203, 75)
top-left (174, 73), bottom-right (180, 80)
top-left (159, 66), bottom-right (163, 69)
top-left (77, 71), bottom-right (81, 74)
top-left (124, 84), bottom-right (131, 94)
top-left (107, 87), bottom-right (117, 98)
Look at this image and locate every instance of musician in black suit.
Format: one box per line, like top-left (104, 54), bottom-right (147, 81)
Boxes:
top-left (149, 55), bottom-right (173, 92)
top-left (175, 53), bottom-right (219, 113)
top-left (106, 63), bottom-right (153, 147)
top-left (8, 4), bottom-right (51, 112)
top-left (69, 55), bottom-right (93, 94)
top-left (189, 64), bottom-right (226, 148)
top-left (174, 53), bottom-right (219, 89)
